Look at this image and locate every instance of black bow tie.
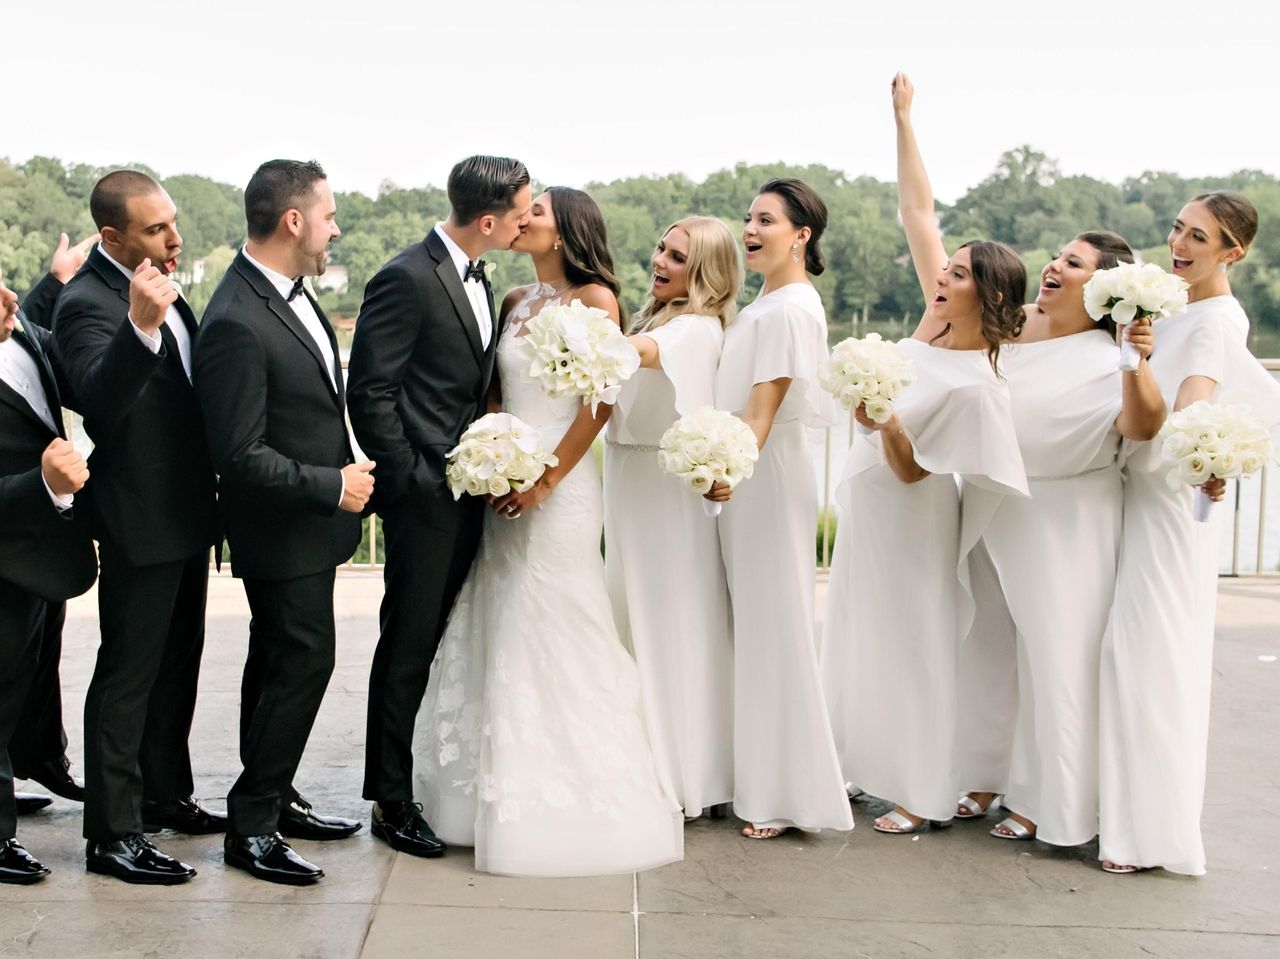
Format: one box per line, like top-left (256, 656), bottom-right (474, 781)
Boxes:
top-left (464, 260), bottom-right (487, 284)
top-left (287, 277), bottom-right (305, 302)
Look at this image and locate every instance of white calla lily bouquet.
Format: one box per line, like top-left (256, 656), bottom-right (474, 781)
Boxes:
top-left (659, 406), bottom-right (760, 517)
top-left (1083, 262), bottom-right (1189, 371)
top-left (445, 412), bottom-right (559, 501)
top-left (819, 333), bottom-right (917, 434)
top-left (518, 298), bottom-right (640, 414)
top-left (1159, 400), bottom-right (1274, 522)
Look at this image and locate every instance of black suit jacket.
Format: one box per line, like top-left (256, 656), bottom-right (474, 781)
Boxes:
top-left (346, 230), bottom-right (498, 517)
top-left (51, 247), bottom-right (218, 566)
top-left (194, 251), bottom-right (361, 581)
top-left (19, 273), bottom-right (66, 332)
top-left (0, 317), bottom-right (98, 602)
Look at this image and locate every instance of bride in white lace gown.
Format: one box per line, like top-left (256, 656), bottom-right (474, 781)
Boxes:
top-left (412, 188), bottom-right (683, 877)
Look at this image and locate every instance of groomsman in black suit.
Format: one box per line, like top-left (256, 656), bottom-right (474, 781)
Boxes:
top-left (0, 269), bottom-right (96, 882)
top-left (53, 171), bottom-right (221, 884)
top-left (347, 156), bottom-right (530, 855)
top-left (195, 160), bottom-right (372, 885)
top-left (10, 233), bottom-right (98, 813)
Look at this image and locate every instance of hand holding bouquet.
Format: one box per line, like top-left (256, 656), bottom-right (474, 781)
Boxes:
top-left (519, 298), bottom-right (640, 414)
top-left (659, 406), bottom-right (759, 517)
top-left (445, 412), bottom-right (559, 501)
top-left (819, 333), bottom-right (916, 435)
top-left (1083, 262), bottom-right (1189, 371)
top-left (1159, 400), bottom-right (1274, 522)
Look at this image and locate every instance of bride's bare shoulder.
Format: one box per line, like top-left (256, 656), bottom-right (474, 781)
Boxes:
top-left (574, 283), bottom-right (622, 325)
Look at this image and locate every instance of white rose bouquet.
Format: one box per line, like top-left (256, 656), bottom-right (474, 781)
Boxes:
top-left (445, 412), bottom-right (559, 501)
top-left (658, 406), bottom-right (759, 517)
top-left (518, 298), bottom-right (640, 414)
top-left (1159, 400), bottom-right (1274, 522)
top-left (819, 333), bottom-right (916, 435)
top-left (1083, 262), bottom-right (1189, 371)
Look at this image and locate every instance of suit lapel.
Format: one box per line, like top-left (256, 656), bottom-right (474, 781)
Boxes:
top-left (425, 232), bottom-right (485, 369)
top-left (90, 247), bottom-right (192, 383)
top-left (234, 254), bottom-right (341, 406)
top-left (2, 326), bottom-right (62, 438)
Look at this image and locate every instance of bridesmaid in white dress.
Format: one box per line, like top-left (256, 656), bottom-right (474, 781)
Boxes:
top-left (820, 73), bottom-right (1030, 835)
top-left (1100, 192), bottom-right (1280, 875)
top-left (954, 226), bottom-right (1166, 848)
top-left (709, 178), bottom-right (853, 840)
top-left (413, 188), bottom-right (682, 877)
top-left (605, 216), bottom-right (742, 819)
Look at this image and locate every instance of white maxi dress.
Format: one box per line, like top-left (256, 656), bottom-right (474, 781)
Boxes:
top-left (959, 329), bottom-right (1124, 846)
top-left (820, 340), bottom-right (1028, 822)
top-left (413, 300), bottom-right (684, 877)
top-left (1100, 296), bottom-right (1280, 874)
top-left (604, 313), bottom-right (734, 817)
top-left (714, 283), bottom-right (853, 833)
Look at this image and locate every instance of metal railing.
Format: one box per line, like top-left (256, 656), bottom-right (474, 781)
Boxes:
top-left (63, 359), bottom-right (1280, 578)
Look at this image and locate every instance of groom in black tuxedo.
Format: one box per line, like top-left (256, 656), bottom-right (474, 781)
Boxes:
top-left (348, 156), bottom-right (530, 855)
top-left (195, 160), bottom-right (372, 885)
top-left (0, 270), bottom-right (96, 882)
top-left (53, 171), bottom-right (221, 884)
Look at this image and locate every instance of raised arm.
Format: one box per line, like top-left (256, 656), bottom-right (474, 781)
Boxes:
top-left (893, 73), bottom-right (949, 342)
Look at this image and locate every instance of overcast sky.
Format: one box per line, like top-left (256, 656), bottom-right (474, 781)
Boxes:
top-left (6, 0), bottom-right (1275, 203)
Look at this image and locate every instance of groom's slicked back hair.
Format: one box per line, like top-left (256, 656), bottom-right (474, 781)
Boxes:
top-left (447, 155), bottom-right (530, 226)
top-left (90, 170), bottom-right (163, 232)
top-left (245, 159), bottom-right (328, 241)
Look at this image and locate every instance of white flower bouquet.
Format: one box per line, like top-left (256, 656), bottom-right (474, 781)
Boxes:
top-left (1159, 400), bottom-right (1274, 522)
top-left (1083, 262), bottom-right (1189, 371)
top-left (658, 406), bottom-right (759, 517)
top-left (518, 298), bottom-right (640, 414)
top-left (445, 412), bottom-right (559, 501)
top-left (819, 333), bottom-right (916, 435)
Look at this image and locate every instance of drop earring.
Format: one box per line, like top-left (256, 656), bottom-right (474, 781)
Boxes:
top-left (554, 240), bottom-right (561, 251)
top-left (791, 242), bottom-right (801, 264)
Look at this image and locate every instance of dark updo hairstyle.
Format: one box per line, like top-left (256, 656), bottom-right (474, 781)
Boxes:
top-left (935, 239), bottom-right (1027, 374)
top-left (1075, 230), bottom-right (1135, 337)
top-left (1193, 190), bottom-right (1258, 262)
top-left (758, 178), bottom-right (827, 276)
top-left (546, 186), bottom-right (622, 302)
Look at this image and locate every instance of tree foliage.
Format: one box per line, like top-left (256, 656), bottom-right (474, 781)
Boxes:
top-left (4, 152), bottom-right (1279, 354)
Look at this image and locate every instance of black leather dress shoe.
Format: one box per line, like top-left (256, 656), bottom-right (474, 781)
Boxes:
top-left (278, 795), bottom-right (361, 841)
top-left (371, 801), bottom-right (446, 858)
top-left (85, 834), bottom-right (196, 884)
top-left (142, 797), bottom-right (228, 835)
top-left (15, 755), bottom-right (84, 802)
top-left (224, 832), bottom-right (323, 885)
top-left (15, 792), bottom-right (53, 815)
top-left (0, 839), bottom-right (50, 884)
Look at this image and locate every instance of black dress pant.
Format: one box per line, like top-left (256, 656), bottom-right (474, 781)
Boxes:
top-left (11, 601), bottom-right (69, 776)
top-left (363, 494), bottom-right (482, 802)
top-left (82, 544), bottom-right (208, 841)
top-left (0, 580), bottom-right (47, 839)
top-left (229, 568), bottom-right (336, 836)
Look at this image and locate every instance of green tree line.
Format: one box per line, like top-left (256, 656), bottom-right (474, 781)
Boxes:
top-left (4, 150), bottom-right (1279, 353)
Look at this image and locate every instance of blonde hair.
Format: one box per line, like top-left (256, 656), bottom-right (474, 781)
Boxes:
top-left (629, 216), bottom-right (743, 333)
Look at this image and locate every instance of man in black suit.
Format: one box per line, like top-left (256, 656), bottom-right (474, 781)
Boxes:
top-left (347, 156), bottom-right (530, 856)
top-left (10, 232), bottom-right (98, 812)
top-left (53, 171), bottom-right (222, 885)
top-left (195, 160), bottom-right (373, 885)
top-left (0, 269), bottom-right (96, 883)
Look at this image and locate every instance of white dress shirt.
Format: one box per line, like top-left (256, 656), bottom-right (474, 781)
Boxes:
top-left (433, 223), bottom-right (492, 349)
top-left (241, 248), bottom-right (338, 391)
top-left (99, 244), bottom-right (194, 380)
top-left (0, 334), bottom-right (73, 511)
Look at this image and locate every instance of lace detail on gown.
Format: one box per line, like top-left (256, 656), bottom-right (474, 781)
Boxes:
top-left (414, 294), bottom-right (683, 877)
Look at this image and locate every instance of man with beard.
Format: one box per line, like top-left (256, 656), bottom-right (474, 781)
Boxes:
top-left (53, 171), bottom-right (221, 884)
top-left (195, 160), bottom-right (372, 885)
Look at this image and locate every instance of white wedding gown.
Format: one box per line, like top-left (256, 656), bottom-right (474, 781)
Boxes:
top-left (413, 291), bottom-right (683, 877)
